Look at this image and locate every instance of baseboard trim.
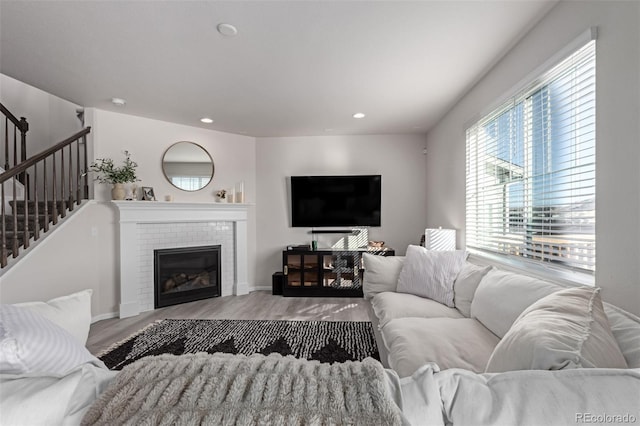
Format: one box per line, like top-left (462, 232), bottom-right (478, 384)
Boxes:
top-left (249, 286), bottom-right (271, 292)
top-left (92, 311), bottom-right (119, 323)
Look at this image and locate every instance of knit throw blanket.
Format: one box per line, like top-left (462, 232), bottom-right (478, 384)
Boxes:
top-left (82, 352), bottom-right (403, 425)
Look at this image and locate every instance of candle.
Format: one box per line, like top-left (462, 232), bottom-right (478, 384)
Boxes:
top-left (236, 181), bottom-right (245, 203)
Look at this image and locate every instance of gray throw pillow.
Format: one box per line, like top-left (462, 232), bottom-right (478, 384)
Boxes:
top-left (453, 263), bottom-right (492, 317)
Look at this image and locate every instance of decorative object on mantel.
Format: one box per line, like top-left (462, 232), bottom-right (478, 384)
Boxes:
top-left (89, 151), bottom-right (139, 200)
top-left (141, 186), bottom-right (156, 201)
top-left (127, 184), bottom-right (138, 201)
top-left (235, 181), bottom-right (245, 203)
top-left (215, 189), bottom-right (227, 202)
top-left (368, 240), bottom-right (385, 248)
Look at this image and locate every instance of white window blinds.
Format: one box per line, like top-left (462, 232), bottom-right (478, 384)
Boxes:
top-left (466, 40), bottom-right (596, 274)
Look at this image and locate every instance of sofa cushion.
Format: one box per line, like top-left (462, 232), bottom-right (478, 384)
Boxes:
top-left (470, 269), bottom-right (559, 338)
top-left (362, 254), bottom-right (405, 299)
top-left (485, 287), bottom-right (627, 373)
top-left (604, 303), bottom-right (640, 368)
top-left (381, 317), bottom-right (500, 377)
top-left (433, 367), bottom-right (640, 426)
top-left (372, 292), bottom-right (464, 328)
top-left (14, 289), bottom-right (93, 345)
top-left (396, 245), bottom-right (467, 307)
top-left (453, 263), bottom-right (492, 317)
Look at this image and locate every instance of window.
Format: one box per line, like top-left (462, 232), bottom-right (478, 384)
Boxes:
top-left (171, 176), bottom-right (211, 191)
top-left (466, 40), bottom-right (596, 274)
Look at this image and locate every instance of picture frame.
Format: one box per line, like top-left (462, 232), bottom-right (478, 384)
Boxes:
top-left (142, 186), bottom-right (156, 201)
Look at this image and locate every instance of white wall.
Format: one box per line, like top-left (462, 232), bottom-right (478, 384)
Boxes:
top-left (424, 1), bottom-right (640, 315)
top-left (0, 73), bottom-right (82, 161)
top-left (0, 201), bottom-right (119, 319)
top-left (88, 109), bottom-right (256, 205)
top-left (1, 108), bottom-right (257, 318)
top-left (255, 134), bottom-right (428, 286)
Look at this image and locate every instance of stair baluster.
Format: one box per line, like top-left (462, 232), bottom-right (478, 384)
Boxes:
top-left (33, 164), bottom-right (39, 241)
top-left (52, 151), bottom-right (58, 225)
top-left (43, 159), bottom-right (49, 234)
top-left (1, 184), bottom-right (5, 264)
top-left (69, 144), bottom-right (75, 211)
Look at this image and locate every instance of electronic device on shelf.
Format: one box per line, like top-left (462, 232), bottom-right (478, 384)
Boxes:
top-left (286, 244), bottom-right (311, 251)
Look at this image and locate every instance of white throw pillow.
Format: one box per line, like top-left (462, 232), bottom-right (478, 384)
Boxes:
top-left (470, 269), bottom-right (559, 338)
top-left (485, 287), bottom-right (628, 372)
top-left (453, 263), bottom-right (492, 317)
top-left (0, 305), bottom-right (99, 375)
top-left (362, 254), bottom-right (405, 299)
top-left (14, 289), bottom-right (92, 345)
top-left (396, 245), bottom-right (467, 307)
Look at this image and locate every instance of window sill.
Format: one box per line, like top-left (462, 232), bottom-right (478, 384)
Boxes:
top-left (467, 248), bottom-right (595, 288)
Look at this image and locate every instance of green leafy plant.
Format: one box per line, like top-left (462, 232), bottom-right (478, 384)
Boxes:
top-left (90, 151), bottom-right (138, 184)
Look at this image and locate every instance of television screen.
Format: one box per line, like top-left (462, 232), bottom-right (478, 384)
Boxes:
top-left (291, 175), bottom-right (381, 227)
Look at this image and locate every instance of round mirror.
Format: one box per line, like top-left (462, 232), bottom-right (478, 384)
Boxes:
top-left (162, 141), bottom-right (214, 191)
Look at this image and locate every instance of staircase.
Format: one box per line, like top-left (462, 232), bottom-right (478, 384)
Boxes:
top-left (1, 102), bottom-right (91, 268)
top-left (3, 200), bottom-right (67, 257)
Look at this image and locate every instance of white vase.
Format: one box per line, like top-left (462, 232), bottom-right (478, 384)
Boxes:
top-left (111, 183), bottom-right (126, 200)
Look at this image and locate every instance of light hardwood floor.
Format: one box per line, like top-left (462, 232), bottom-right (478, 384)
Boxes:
top-left (87, 291), bottom-right (369, 355)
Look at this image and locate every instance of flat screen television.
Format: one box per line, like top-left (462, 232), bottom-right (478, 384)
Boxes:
top-left (290, 175), bottom-right (381, 227)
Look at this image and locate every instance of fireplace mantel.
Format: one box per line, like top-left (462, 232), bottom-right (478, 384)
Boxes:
top-left (113, 201), bottom-right (251, 318)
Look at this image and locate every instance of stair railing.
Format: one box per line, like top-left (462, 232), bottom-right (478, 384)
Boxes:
top-left (1, 102), bottom-right (29, 184)
top-left (0, 127), bottom-right (91, 267)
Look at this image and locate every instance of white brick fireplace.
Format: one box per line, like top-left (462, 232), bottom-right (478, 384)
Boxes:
top-left (113, 201), bottom-right (250, 318)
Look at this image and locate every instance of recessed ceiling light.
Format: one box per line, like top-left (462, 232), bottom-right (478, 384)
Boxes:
top-left (353, 112), bottom-right (366, 119)
top-left (217, 23), bottom-right (238, 37)
top-left (200, 117), bottom-right (214, 124)
top-left (111, 97), bottom-right (126, 107)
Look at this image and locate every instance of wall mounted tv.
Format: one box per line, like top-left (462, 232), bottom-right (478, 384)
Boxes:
top-left (290, 175), bottom-right (381, 227)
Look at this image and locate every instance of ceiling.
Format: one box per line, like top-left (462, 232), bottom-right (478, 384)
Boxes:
top-left (0, 1), bottom-right (557, 138)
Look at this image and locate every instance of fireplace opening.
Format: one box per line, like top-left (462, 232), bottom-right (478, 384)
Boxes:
top-left (154, 245), bottom-right (221, 308)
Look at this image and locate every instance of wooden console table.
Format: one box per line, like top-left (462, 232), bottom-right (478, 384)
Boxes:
top-left (282, 248), bottom-right (394, 297)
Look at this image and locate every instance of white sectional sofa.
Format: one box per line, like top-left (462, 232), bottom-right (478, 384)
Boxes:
top-left (363, 245), bottom-right (640, 378)
top-left (2, 264), bottom-right (639, 425)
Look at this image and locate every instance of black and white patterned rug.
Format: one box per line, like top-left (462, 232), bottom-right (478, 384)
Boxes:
top-left (99, 319), bottom-right (380, 370)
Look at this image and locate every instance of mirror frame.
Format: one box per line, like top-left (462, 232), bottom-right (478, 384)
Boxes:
top-left (161, 141), bottom-right (214, 192)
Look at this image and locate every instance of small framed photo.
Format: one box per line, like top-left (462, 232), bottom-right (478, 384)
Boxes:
top-left (142, 186), bottom-right (156, 201)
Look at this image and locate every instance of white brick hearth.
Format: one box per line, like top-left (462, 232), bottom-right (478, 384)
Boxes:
top-left (113, 201), bottom-right (250, 318)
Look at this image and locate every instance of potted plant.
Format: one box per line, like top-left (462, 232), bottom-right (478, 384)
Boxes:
top-left (215, 189), bottom-right (227, 202)
top-left (90, 151), bottom-right (139, 200)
